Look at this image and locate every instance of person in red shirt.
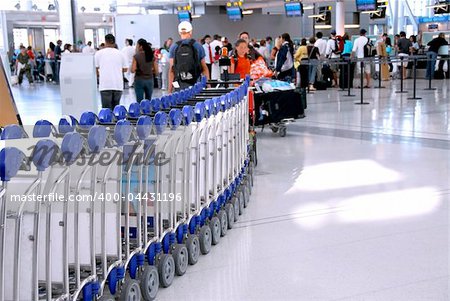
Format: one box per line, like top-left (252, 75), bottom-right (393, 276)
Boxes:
top-left (27, 46), bottom-right (35, 60)
top-left (230, 39), bottom-right (252, 79)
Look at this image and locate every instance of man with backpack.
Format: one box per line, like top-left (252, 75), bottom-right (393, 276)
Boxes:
top-left (325, 30), bottom-right (341, 87)
top-left (352, 29), bottom-right (372, 88)
top-left (168, 21), bottom-right (209, 93)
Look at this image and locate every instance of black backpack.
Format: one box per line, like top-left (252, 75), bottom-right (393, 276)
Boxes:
top-left (174, 39), bottom-right (201, 85)
top-left (363, 38), bottom-right (375, 57)
top-left (321, 64), bottom-right (333, 87)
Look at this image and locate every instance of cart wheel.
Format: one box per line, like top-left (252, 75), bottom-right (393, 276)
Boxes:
top-left (172, 244), bottom-right (188, 276)
top-left (225, 203), bottom-right (235, 229)
top-left (218, 210), bottom-right (228, 237)
top-left (230, 197), bottom-right (239, 221)
top-left (157, 254), bottom-right (175, 288)
top-left (271, 126), bottom-right (279, 133)
top-left (209, 216), bottom-right (221, 245)
top-left (185, 235), bottom-right (200, 265)
top-left (199, 225), bottom-right (212, 255)
top-left (119, 278), bottom-right (141, 301)
top-left (279, 127), bottom-right (287, 137)
top-left (139, 265), bottom-right (159, 301)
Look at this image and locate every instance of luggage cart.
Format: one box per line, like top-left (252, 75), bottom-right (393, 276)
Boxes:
top-left (1, 123), bottom-right (85, 301)
top-left (152, 109), bottom-right (191, 287)
top-left (0, 146), bottom-right (28, 301)
top-left (0, 75), bottom-right (254, 300)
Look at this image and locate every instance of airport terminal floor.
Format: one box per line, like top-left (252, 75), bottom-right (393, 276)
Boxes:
top-left (12, 78), bottom-right (450, 300)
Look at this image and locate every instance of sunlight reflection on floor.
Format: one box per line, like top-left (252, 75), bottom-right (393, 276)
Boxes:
top-left (286, 160), bottom-right (402, 193)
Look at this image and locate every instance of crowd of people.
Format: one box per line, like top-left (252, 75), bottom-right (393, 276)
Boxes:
top-left (10, 21), bottom-right (449, 109)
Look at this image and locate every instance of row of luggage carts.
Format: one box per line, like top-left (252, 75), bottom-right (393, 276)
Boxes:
top-left (0, 76), bottom-right (255, 300)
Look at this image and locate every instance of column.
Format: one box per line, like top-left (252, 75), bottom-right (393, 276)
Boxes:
top-left (397, 0), bottom-right (404, 35)
top-left (19, 0), bottom-right (33, 11)
top-left (0, 11), bottom-right (8, 53)
top-left (335, 0), bottom-right (345, 36)
top-left (58, 0), bottom-right (74, 44)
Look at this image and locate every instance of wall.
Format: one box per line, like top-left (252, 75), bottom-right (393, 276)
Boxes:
top-left (158, 1), bottom-right (368, 47)
top-left (115, 14), bottom-right (160, 49)
top-left (159, 14), bottom-right (304, 47)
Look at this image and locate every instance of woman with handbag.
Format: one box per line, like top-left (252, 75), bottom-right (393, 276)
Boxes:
top-left (131, 38), bottom-right (158, 102)
top-left (275, 33), bottom-right (295, 82)
top-left (377, 35), bottom-right (390, 81)
top-left (307, 37), bottom-right (320, 91)
top-left (294, 38), bottom-right (309, 88)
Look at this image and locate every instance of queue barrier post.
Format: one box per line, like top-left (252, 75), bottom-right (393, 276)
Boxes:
top-left (343, 58), bottom-right (355, 97)
top-left (408, 57), bottom-right (421, 100)
top-left (374, 57), bottom-right (386, 89)
top-left (396, 56), bottom-right (408, 94)
top-left (424, 54), bottom-right (437, 91)
top-left (355, 61), bottom-right (370, 105)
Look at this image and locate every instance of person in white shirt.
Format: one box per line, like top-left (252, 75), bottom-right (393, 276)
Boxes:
top-left (314, 32), bottom-right (327, 80)
top-left (95, 34), bottom-right (128, 109)
top-left (314, 32), bottom-right (327, 59)
top-left (159, 47), bottom-right (170, 90)
top-left (202, 35), bottom-right (215, 77)
top-left (258, 39), bottom-right (268, 64)
top-left (82, 41), bottom-right (95, 54)
top-left (352, 28), bottom-right (371, 88)
top-left (325, 30), bottom-right (340, 87)
top-left (122, 38), bottom-right (135, 87)
top-left (209, 34), bottom-right (223, 81)
top-left (62, 43), bottom-right (72, 55)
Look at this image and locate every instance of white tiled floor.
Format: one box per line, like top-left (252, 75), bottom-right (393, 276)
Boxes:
top-left (11, 78), bottom-right (450, 300)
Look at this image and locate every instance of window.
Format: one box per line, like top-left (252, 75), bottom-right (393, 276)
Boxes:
top-left (84, 29), bottom-right (94, 46)
top-left (409, 0), bottom-right (434, 17)
top-left (13, 28), bottom-right (28, 49)
top-left (44, 28), bottom-right (59, 50)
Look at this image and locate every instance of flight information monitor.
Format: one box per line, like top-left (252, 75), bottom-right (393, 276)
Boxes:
top-left (355, 0), bottom-right (376, 11)
top-left (285, 1), bottom-right (303, 17)
top-left (227, 6), bottom-right (243, 21)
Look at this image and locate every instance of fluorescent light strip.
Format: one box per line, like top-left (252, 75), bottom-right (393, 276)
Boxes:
top-left (426, 4), bottom-right (449, 8)
top-left (308, 14), bottom-right (325, 18)
top-left (314, 25), bottom-right (332, 29)
top-left (344, 24), bottom-right (361, 28)
top-left (361, 10), bottom-right (382, 14)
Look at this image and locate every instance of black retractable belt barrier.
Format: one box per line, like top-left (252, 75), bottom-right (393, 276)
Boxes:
top-left (424, 75), bottom-right (436, 91)
top-left (396, 56), bottom-right (408, 94)
top-left (424, 55), bottom-right (437, 91)
top-left (355, 61), bottom-right (370, 105)
top-left (339, 58), bottom-right (346, 92)
top-left (408, 57), bottom-right (421, 100)
top-left (374, 57), bottom-right (385, 89)
top-left (343, 58), bottom-right (355, 97)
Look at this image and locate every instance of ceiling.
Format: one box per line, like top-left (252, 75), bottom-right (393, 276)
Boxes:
top-left (1, 0), bottom-right (334, 13)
